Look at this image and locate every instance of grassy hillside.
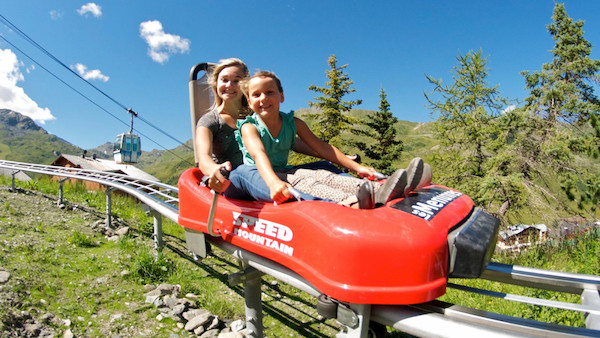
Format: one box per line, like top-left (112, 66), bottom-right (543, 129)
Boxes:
top-left (137, 141), bottom-right (195, 186)
top-left (295, 107), bottom-right (438, 168)
top-left (0, 178), bottom-right (343, 337)
top-left (0, 127), bottom-right (83, 165)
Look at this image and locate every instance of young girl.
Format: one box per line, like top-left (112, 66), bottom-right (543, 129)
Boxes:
top-left (237, 71), bottom-right (420, 208)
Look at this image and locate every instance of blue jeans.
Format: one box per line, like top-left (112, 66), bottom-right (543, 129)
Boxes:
top-left (224, 164), bottom-right (325, 202)
top-left (294, 160), bottom-right (342, 173)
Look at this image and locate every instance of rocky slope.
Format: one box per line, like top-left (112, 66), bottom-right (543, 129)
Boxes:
top-left (0, 187), bottom-right (250, 337)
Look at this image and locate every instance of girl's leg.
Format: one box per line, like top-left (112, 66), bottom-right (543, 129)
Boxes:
top-left (226, 165), bottom-right (324, 202)
top-left (284, 168), bottom-right (362, 202)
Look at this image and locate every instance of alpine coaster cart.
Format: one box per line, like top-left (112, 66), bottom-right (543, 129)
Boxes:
top-left (178, 62), bottom-right (500, 337)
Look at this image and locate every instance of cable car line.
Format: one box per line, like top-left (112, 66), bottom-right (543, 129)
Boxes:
top-left (0, 13), bottom-right (193, 151)
top-left (0, 34), bottom-right (130, 130)
top-left (0, 14), bottom-right (128, 112)
top-left (0, 33), bottom-right (193, 166)
top-left (0, 14), bottom-right (194, 165)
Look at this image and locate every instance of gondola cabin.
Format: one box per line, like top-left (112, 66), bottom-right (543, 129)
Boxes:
top-left (113, 132), bottom-right (141, 164)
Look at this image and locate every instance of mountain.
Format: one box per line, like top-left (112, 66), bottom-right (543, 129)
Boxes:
top-left (88, 142), bottom-right (114, 159)
top-left (0, 109), bottom-right (110, 165)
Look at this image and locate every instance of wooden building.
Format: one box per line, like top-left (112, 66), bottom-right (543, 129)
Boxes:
top-left (50, 153), bottom-right (159, 192)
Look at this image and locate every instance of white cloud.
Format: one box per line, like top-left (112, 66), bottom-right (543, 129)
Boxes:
top-left (0, 49), bottom-right (55, 124)
top-left (502, 105), bottom-right (516, 114)
top-left (49, 10), bottom-right (64, 20)
top-left (72, 63), bottom-right (109, 82)
top-left (77, 3), bottom-right (102, 18)
top-left (139, 20), bottom-right (190, 64)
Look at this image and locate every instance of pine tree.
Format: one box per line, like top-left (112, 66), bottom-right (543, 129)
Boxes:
top-left (522, 3), bottom-right (600, 124)
top-left (307, 55), bottom-right (362, 147)
top-left (356, 88), bottom-right (403, 175)
top-left (520, 3), bottom-right (600, 210)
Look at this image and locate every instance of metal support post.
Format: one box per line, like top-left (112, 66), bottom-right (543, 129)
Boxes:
top-left (336, 303), bottom-right (372, 338)
top-left (58, 178), bottom-right (68, 205)
top-left (228, 266), bottom-right (265, 337)
top-left (105, 187), bottom-right (112, 228)
top-left (244, 271), bottom-right (264, 337)
top-left (11, 171), bottom-right (18, 192)
top-left (582, 288), bottom-right (600, 330)
top-left (152, 210), bottom-right (164, 253)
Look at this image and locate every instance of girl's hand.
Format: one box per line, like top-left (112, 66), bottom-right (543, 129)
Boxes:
top-left (208, 162), bottom-right (232, 192)
top-left (356, 165), bottom-right (377, 180)
top-left (270, 181), bottom-right (293, 204)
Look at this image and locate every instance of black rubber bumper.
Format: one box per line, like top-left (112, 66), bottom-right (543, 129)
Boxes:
top-left (447, 208), bottom-right (500, 278)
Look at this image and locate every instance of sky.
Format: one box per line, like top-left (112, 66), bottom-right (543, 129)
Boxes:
top-left (1, 1), bottom-right (600, 152)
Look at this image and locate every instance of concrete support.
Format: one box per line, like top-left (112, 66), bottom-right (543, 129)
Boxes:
top-left (244, 271), bottom-right (264, 337)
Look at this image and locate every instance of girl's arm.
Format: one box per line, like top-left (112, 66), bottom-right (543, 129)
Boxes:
top-left (195, 125), bottom-right (231, 192)
top-left (240, 123), bottom-right (292, 203)
top-left (294, 118), bottom-right (376, 179)
top-left (292, 137), bottom-right (319, 157)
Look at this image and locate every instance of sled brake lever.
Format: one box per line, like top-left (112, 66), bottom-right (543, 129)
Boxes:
top-left (374, 172), bottom-right (386, 180)
top-left (207, 167), bottom-right (230, 237)
top-left (288, 187), bottom-right (303, 201)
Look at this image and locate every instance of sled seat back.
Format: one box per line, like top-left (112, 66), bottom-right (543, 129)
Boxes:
top-left (188, 63), bottom-right (215, 166)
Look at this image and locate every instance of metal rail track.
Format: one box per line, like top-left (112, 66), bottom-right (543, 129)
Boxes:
top-left (1, 159), bottom-right (599, 337)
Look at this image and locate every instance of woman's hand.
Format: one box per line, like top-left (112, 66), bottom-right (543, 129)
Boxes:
top-left (208, 162), bottom-right (232, 192)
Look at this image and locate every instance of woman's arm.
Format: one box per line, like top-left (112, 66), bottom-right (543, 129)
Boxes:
top-left (294, 118), bottom-right (376, 179)
top-left (195, 125), bottom-right (231, 192)
top-left (240, 123), bottom-right (292, 203)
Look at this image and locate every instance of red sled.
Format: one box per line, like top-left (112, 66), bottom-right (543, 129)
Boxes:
top-left (178, 167), bottom-right (499, 305)
top-left (178, 63), bottom-right (499, 305)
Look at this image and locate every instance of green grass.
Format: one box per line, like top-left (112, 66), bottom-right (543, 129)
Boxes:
top-left (0, 177), bottom-right (343, 336)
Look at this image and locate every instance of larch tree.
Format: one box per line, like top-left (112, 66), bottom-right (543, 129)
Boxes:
top-left (425, 50), bottom-right (521, 217)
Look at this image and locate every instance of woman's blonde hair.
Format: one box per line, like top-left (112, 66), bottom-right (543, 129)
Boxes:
top-left (208, 58), bottom-right (250, 112)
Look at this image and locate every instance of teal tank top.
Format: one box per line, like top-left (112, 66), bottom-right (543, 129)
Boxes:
top-left (235, 112), bottom-right (296, 170)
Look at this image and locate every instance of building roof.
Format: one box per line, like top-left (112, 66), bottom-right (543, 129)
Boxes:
top-left (0, 167), bottom-right (32, 181)
top-left (499, 223), bottom-right (548, 241)
top-left (51, 154), bottom-right (159, 182)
